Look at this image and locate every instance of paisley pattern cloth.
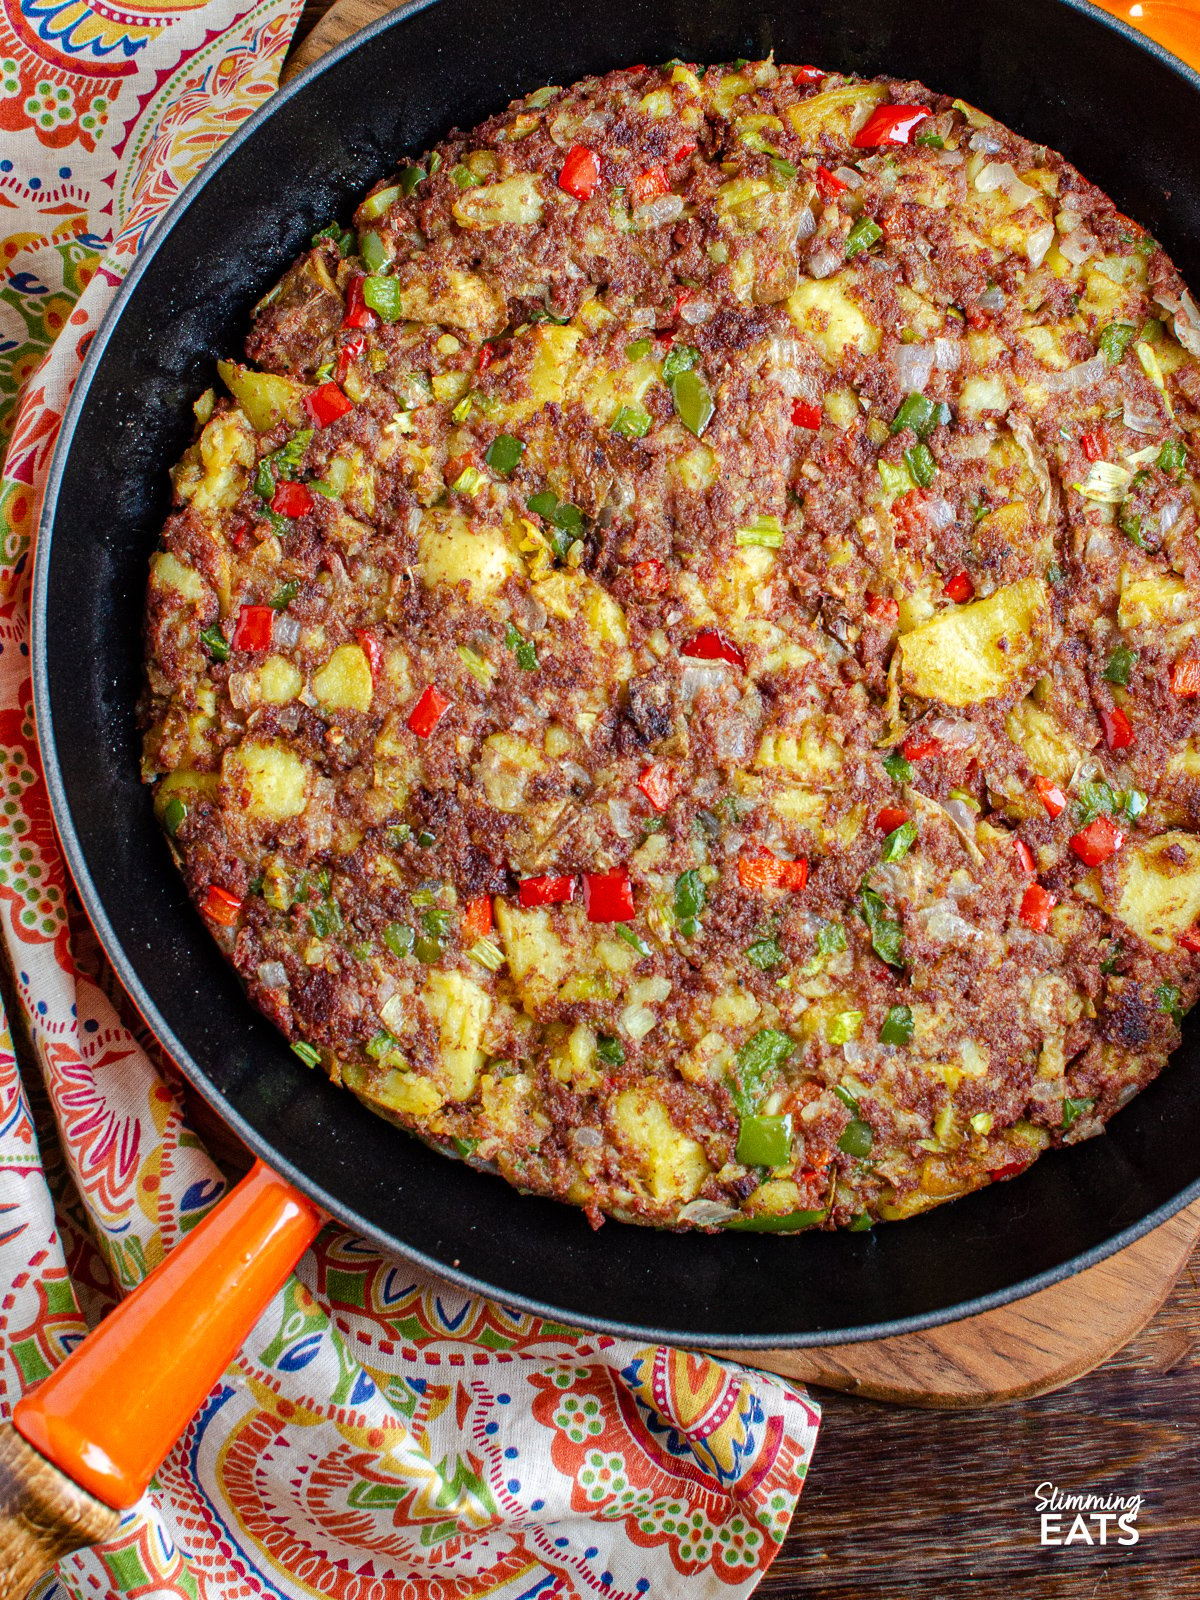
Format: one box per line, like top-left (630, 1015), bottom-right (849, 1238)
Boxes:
top-left (0, 1), bottom-right (822, 1595)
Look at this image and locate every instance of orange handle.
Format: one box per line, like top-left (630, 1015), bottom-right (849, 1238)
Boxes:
top-left (12, 1161), bottom-right (322, 1510)
top-left (1089, 0), bottom-right (1200, 72)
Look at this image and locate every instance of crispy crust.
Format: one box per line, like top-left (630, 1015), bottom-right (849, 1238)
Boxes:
top-left (141, 60), bottom-right (1200, 1233)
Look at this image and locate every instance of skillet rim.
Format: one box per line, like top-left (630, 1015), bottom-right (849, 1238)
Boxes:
top-left (30, 0), bottom-right (1200, 1347)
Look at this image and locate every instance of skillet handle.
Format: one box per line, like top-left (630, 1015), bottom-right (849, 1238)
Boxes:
top-left (1089, 0), bottom-right (1200, 72)
top-left (9, 1161), bottom-right (321, 1528)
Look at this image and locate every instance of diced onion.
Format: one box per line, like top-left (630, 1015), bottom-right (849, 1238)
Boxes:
top-left (273, 614), bottom-right (301, 649)
top-left (620, 1003), bottom-right (658, 1041)
top-left (1057, 227), bottom-right (1098, 266)
top-left (922, 496), bottom-right (956, 532)
top-left (975, 161), bottom-right (1038, 209)
top-left (1074, 461), bottom-right (1132, 503)
top-left (808, 240), bottom-right (843, 280)
top-left (607, 798), bottom-right (634, 837)
top-left (1122, 396), bottom-right (1160, 434)
top-left (795, 204), bottom-right (817, 242)
top-left (636, 193), bottom-right (684, 228)
top-left (942, 797), bottom-right (980, 837)
top-left (894, 343), bottom-right (935, 392)
top-left (677, 1199), bottom-right (741, 1226)
top-left (680, 293), bottom-right (715, 325)
top-left (926, 716), bottom-right (979, 749)
top-left (833, 165), bottom-right (863, 189)
top-left (570, 1126), bottom-right (603, 1150)
top-left (1155, 286), bottom-right (1200, 356)
top-left (914, 900), bottom-right (981, 945)
top-left (681, 663), bottom-right (731, 705)
top-left (933, 336), bottom-right (966, 368)
top-left (1034, 354), bottom-right (1106, 394)
top-left (257, 960), bottom-right (288, 989)
top-left (712, 712), bottom-right (754, 762)
top-left (227, 671), bottom-right (259, 712)
top-left (968, 129), bottom-right (1005, 155)
top-left (1026, 222), bottom-right (1055, 268)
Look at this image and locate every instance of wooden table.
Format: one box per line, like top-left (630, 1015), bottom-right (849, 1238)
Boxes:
top-left (260, 13), bottom-right (1200, 1592)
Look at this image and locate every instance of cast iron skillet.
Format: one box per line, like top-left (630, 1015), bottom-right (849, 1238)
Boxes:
top-left (32, 0), bottom-right (1200, 1346)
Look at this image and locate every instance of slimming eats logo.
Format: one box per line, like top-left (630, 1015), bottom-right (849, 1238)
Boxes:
top-left (1035, 1483), bottom-right (1143, 1546)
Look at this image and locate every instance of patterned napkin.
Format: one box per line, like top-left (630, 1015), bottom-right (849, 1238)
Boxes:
top-left (0, 1), bottom-right (822, 1595)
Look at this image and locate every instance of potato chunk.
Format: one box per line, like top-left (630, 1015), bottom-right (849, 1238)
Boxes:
top-left (785, 82), bottom-right (887, 143)
top-left (1115, 832), bottom-right (1200, 951)
top-left (222, 740), bottom-right (309, 822)
top-left (452, 173), bottom-right (544, 229)
top-left (312, 644), bottom-right (373, 713)
top-left (385, 266), bottom-right (506, 339)
top-left (217, 361), bottom-right (308, 433)
top-left (900, 578), bottom-right (1048, 706)
top-left (610, 1088), bottom-right (711, 1206)
top-left (418, 510), bottom-right (521, 605)
top-left (786, 273), bottom-right (881, 364)
top-left (423, 969), bottom-right (491, 1101)
top-left (150, 550), bottom-right (207, 604)
top-left (170, 410), bottom-right (255, 512)
top-left (1118, 574), bottom-right (1190, 634)
top-left (494, 900), bottom-right (569, 1012)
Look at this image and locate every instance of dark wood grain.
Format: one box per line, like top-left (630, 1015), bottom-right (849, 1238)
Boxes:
top-left (760, 1251), bottom-right (1200, 1597)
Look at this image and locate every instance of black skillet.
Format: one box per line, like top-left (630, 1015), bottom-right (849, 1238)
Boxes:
top-left (31, 0), bottom-right (1200, 1347)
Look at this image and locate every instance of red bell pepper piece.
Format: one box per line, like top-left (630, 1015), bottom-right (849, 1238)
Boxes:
top-left (902, 731), bottom-right (941, 761)
top-left (1019, 883), bottom-right (1056, 933)
top-left (355, 628), bottom-right (383, 682)
top-left (1100, 706), bottom-right (1133, 751)
top-left (673, 142), bottom-right (697, 162)
top-left (791, 399), bottom-right (822, 428)
top-left (793, 64), bottom-right (826, 84)
top-left (1070, 815), bottom-right (1124, 865)
top-left (875, 806), bottom-right (909, 834)
top-left (991, 1159), bottom-right (1031, 1182)
top-left (461, 895), bottom-right (493, 941)
top-left (336, 331), bottom-right (366, 384)
top-left (518, 875), bottom-right (576, 908)
top-left (231, 604), bottom-right (275, 652)
top-left (342, 275), bottom-right (378, 331)
top-left (682, 629), bottom-right (746, 671)
top-left (477, 342), bottom-right (495, 373)
top-left (738, 850), bottom-right (808, 893)
top-left (814, 164), bottom-right (847, 201)
top-left (853, 103), bottom-right (932, 148)
top-left (558, 144), bottom-right (599, 200)
top-left (1179, 926), bottom-right (1200, 954)
top-left (1081, 429), bottom-right (1107, 462)
top-left (407, 684), bottom-right (452, 739)
top-left (631, 167), bottom-right (670, 205)
top-left (865, 593), bottom-right (899, 621)
top-left (943, 571), bottom-right (975, 604)
top-left (583, 867), bottom-right (635, 922)
top-left (203, 884), bottom-right (242, 927)
top-left (1034, 775), bottom-right (1068, 818)
top-left (637, 763), bottom-right (673, 812)
top-left (630, 558), bottom-right (669, 595)
top-left (1170, 655), bottom-right (1200, 697)
top-left (305, 382), bottom-right (354, 428)
top-left (271, 480), bottom-right (314, 518)
top-left (1014, 837), bottom-right (1037, 876)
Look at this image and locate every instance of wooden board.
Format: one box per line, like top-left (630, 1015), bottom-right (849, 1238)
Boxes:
top-left (278, 0), bottom-right (1200, 1408)
top-left (730, 1199), bottom-right (1200, 1407)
